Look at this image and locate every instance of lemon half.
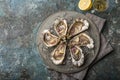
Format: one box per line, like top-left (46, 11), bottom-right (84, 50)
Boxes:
top-left (78, 0), bottom-right (92, 11)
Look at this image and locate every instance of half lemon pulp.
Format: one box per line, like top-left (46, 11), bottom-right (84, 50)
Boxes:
top-left (78, 0), bottom-right (92, 11)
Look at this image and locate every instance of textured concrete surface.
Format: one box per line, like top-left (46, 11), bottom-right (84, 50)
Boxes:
top-left (0, 0), bottom-right (119, 80)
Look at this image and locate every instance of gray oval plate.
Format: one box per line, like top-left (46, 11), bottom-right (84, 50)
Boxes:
top-left (37, 11), bottom-right (100, 73)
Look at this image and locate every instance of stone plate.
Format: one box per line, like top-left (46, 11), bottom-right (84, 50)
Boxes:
top-left (36, 11), bottom-right (100, 73)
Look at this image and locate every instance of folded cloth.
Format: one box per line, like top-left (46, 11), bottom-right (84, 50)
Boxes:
top-left (48, 13), bottom-right (113, 80)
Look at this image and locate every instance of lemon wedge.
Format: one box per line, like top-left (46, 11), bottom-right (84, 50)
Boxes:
top-left (78, 0), bottom-right (92, 11)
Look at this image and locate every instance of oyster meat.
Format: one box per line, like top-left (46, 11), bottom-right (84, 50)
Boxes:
top-left (54, 18), bottom-right (67, 38)
top-left (51, 42), bottom-right (66, 65)
top-left (70, 33), bottom-right (94, 49)
top-left (70, 46), bottom-right (84, 67)
top-left (68, 19), bottom-right (89, 37)
top-left (43, 30), bottom-right (60, 47)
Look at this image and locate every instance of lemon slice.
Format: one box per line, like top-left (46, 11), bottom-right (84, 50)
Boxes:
top-left (78, 0), bottom-right (92, 11)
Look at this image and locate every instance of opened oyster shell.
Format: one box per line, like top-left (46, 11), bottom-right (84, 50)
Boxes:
top-left (70, 33), bottom-right (94, 49)
top-left (43, 30), bottom-right (60, 47)
top-left (70, 46), bottom-right (84, 67)
top-left (51, 42), bottom-right (66, 65)
top-left (68, 19), bottom-right (89, 37)
top-left (54, 18), bottom-right (67, 38)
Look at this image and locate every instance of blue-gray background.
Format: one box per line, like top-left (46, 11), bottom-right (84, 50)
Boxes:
top-left (0, 0), bottom-right (119, 80)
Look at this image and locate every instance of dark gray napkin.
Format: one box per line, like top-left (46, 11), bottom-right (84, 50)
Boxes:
top-left (48, 13), bottom-right (113, 80)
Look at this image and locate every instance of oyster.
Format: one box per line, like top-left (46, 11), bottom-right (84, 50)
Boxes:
top-left (70, 33), bottom-right (94, 49)
top-left (51, 42), bottom-right (66, 65)
top-left (54, 18), bottom-right (67, 38)
top-left (43, 30), bottom-right (60, 47)
top-left (68, 19), bottom-right (89, 37)
top-left (70, 46), bottom-right (84, 67)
